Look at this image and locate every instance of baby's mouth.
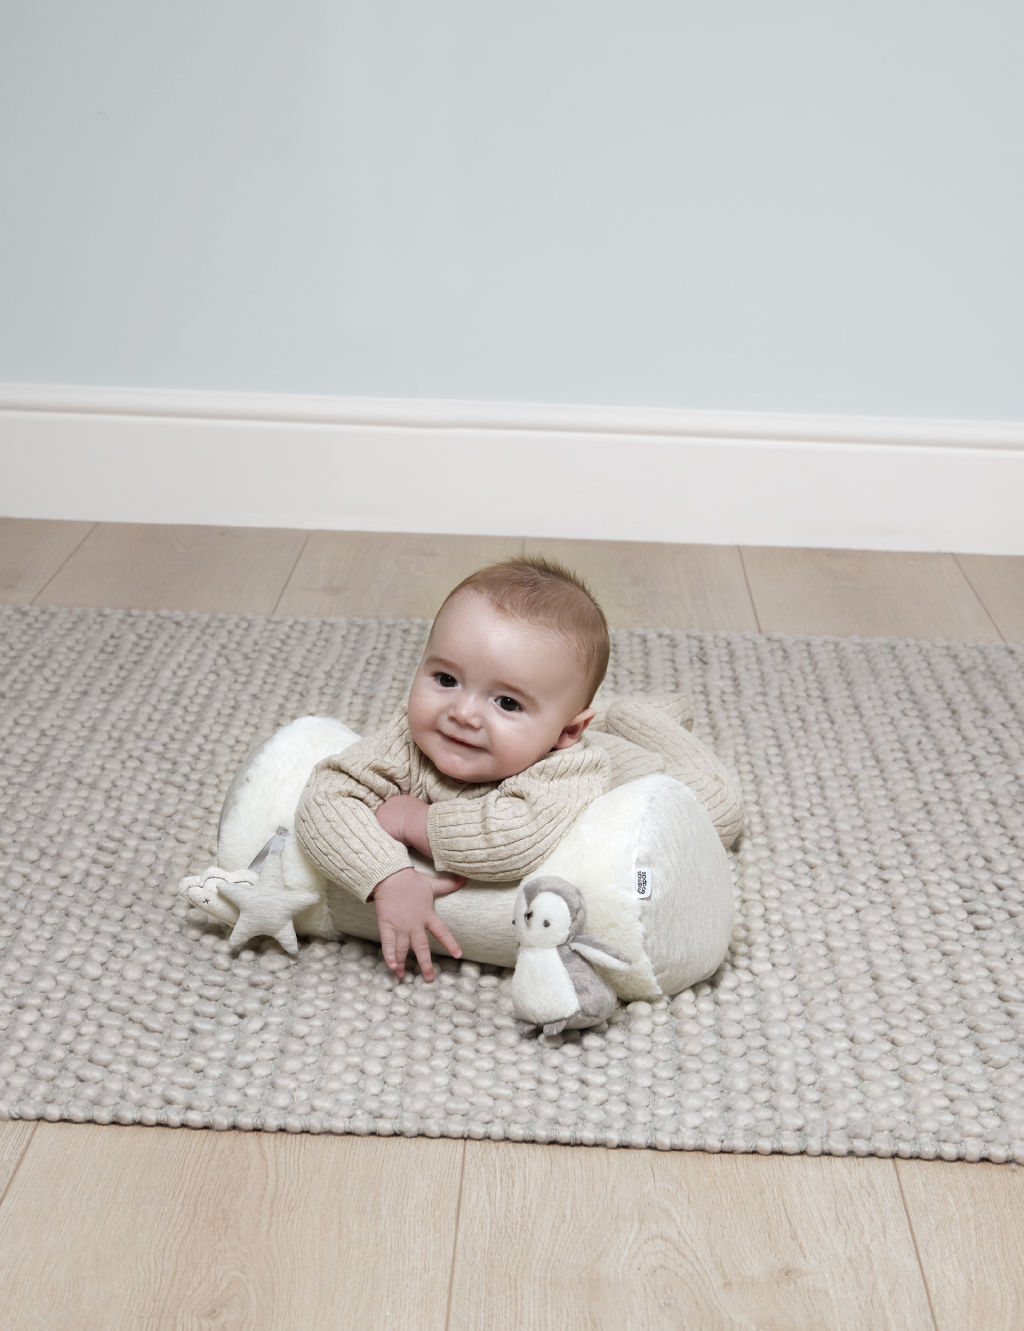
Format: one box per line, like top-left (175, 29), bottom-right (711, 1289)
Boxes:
top-left (441, 731), bottom-right (482, 750)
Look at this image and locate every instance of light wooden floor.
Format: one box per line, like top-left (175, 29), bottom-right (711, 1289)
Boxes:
top-left (1, 518), bottom-right (1022, 1330)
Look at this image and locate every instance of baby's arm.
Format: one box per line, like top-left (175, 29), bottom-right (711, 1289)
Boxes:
top-left (294, 715), bottom-right (423, 900)
top-left (296, 726), bottom-right (464, 979)
top-left (371, 794), bottom-right (467, 979)
top-left (425, 746), bottom-right (608, 882)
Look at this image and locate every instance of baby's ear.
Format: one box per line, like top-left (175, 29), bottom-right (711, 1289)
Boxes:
top-left (552, 708), bottom-right (595, 750)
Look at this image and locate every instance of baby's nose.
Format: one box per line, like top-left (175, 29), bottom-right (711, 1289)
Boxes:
top-left (450, 695), bottom-right (482, 725)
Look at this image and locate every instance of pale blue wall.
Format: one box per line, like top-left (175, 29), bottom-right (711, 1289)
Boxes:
top-left (2, 1), bottom-right (1021, 418)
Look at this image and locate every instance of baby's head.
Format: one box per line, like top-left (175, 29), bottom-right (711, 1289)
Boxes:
top-left (407, 558), bottom-right (610, 783)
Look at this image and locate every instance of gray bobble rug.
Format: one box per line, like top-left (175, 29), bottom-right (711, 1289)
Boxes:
top-left (1, 604), bottom-right (1022, 1161)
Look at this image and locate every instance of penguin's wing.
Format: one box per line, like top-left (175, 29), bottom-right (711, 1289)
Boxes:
top-left (560, 945), bottom-right (619, 1026)
top-left (570, 936), bottom-right (632, 971)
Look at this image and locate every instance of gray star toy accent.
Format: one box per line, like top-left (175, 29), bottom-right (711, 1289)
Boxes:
top-left (185, 827), bottom-right (320, 956)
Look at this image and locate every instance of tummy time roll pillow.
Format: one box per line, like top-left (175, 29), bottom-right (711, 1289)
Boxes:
top-left (187, 715), bottom-right (735, 1001)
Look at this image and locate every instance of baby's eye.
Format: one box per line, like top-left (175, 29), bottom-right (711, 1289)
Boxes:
top-left (435, 672), bottom-right (458, 688)
top-left (496, 696), bottom-right (522, 713)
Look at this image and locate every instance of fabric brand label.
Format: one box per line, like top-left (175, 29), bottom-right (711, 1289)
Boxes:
top-left (635, 866), bottom-right (654, 900)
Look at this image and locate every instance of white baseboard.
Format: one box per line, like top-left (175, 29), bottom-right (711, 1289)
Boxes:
top-left (2, 382), bottom-right (1022, 554)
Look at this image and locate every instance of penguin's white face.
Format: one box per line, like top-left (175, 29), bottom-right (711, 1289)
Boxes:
top-left (513, 890), bottom-right (574, 948)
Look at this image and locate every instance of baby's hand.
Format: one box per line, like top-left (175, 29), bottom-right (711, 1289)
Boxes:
top-left (371, 866), bottom-right (464, 981)
top-left (375, 795), bottom-right (432, 858)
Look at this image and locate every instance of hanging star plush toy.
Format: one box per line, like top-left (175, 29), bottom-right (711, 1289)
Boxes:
top-left (180, 827), bottom-right (319, 956)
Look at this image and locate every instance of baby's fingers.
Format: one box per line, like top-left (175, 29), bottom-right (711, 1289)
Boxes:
top-left (410, 930), bottom-right (436, 983)
top-left (379, 923), bottom-right (409, 978)
top-left (430, 872), bottom-right (466, 899)
top-left (427, 912), bottom-right (462, 962)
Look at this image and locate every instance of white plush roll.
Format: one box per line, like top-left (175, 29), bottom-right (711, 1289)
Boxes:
top-left (216, 717), bottom-right (735, 1000)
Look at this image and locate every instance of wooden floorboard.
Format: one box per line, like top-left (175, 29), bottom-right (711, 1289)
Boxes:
top-left (740, 547), bottom-right (1002, 640)
top-left (955, 553), bottom-right (1024, 641)
top-left (0, 1124), bottom-right (464, 1331)
top-left (896, 1159), bottom-right (1024, 1331)
top-left (276, 529), bottom-right (523, 619)
top-left (0, 516), bottom-right (94, 604)
top-left (0, 1122), bottom-right (36, 1199)
top-left (36, 522), bottom-right (309, 615)
top-left (449, 1146), bottom-right (934, 1331)
top-left (3, 518), bottom-right (1020, 1328)
top-left (523, 538), bottom-right (759, 631)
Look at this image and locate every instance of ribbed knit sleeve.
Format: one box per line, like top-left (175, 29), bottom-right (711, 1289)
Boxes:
top-left (293, 713), bottom-right (418, 901)
top-left (425, 743), bottom-right (609, 882)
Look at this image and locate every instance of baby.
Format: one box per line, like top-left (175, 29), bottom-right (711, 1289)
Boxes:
top-left (295, 558), bottom-right (743, 982)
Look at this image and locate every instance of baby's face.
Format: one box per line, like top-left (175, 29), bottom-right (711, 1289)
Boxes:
top-left (407, 591), bottom-right (593, 783)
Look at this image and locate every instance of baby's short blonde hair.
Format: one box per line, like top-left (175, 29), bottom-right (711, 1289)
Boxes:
top-left (438, 557), bottom-right (610, 706)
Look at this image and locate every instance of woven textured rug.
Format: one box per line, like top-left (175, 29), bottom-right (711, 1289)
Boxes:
top-left (1, 605), bottom-right (1021, 1160)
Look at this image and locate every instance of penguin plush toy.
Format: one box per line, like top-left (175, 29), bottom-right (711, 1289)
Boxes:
top-left (511, 876), bottom-right (632, 1036)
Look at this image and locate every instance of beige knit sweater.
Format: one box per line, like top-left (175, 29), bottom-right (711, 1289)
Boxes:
top-left (294, 695), bottom-right (744, 901)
